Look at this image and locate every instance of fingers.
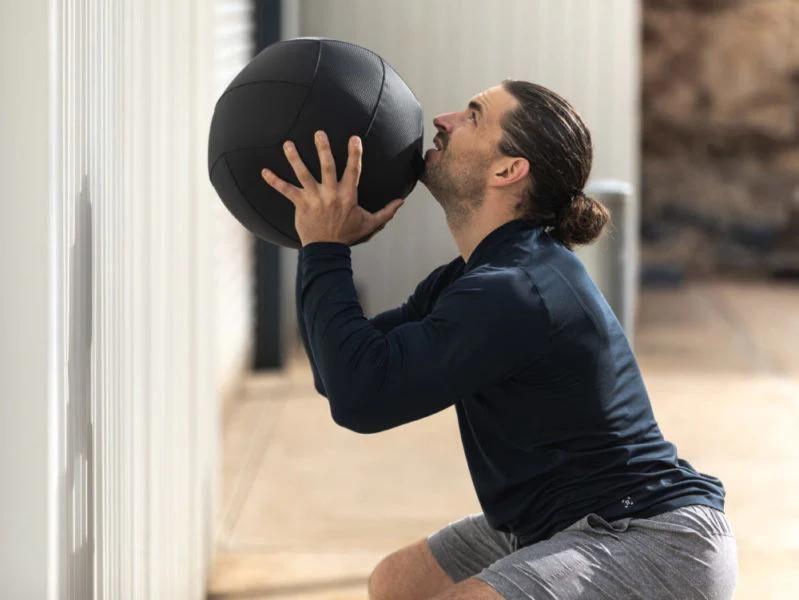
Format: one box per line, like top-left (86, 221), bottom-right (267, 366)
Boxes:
top-left (314, 130), bottom-right (337, 189)
top-left (261, 168), bottom-right (302, 205)
top-left (282, 140), bottom-right (318, 191)
top-left (267, 131), bottom-right (361, 207)
top-left (342, 136), bottom-right (363, 190)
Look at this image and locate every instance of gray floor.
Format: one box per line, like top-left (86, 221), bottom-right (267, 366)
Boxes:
top-left (208, 280), bottom-right (799, 600)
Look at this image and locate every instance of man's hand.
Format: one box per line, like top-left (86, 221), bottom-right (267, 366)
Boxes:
top-left (261, 130), bottom-right (405, 247)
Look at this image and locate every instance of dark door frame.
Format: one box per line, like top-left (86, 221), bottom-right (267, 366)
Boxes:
top-left (252, 0), bottom-right (283, 370)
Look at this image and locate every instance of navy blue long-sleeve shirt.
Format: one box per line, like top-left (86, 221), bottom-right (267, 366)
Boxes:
top-left (296, 218), bottom-right (725, 547)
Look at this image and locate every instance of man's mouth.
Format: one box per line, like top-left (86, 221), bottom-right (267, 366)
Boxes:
top-left (433, 136), bottom-right (444, 151)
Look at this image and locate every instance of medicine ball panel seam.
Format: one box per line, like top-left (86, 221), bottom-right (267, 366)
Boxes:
top-left (286, 39), bottom-right (323, 141)
top-left (362, 57), bottom-right (387, 141)
top-left (208, 83), bottom-right (309, 173)
top-left (289, 39), bottom-right (382, 162)
top-left (382, 57), bottom-right (422, 106)
top-left (210, 155), bottom-right (299, 247)
top-left (223, 153), bottom-right (299, 247)
top-left (224, 38), bottom-right (320, 90)
top-left (323, 38), bottom-right (384, 64)
top-left (213, 79), bottom-right (310, 108)
top-left (209, 141), bottom-right (313, 180)
top-left (225, 145), bottom-right (301, 244)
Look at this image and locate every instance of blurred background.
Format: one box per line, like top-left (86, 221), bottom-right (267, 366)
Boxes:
top-left (1, 0), bottom-right (796, 599)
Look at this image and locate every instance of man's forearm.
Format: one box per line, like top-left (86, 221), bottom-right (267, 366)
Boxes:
top-left (295, 254), bottom-right (328, 396)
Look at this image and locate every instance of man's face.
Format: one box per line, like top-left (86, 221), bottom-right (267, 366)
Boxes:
top-left (420, 84), bottom-right (519, 220)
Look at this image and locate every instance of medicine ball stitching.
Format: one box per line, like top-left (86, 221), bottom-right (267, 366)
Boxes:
top-left (211, 79), bottom-right (309, 109)
top-left (208, 88), bottom-right (315, 176)
top-left (215, 39), bottom-right (362, 245)
top-left (285, 38), bottom-right (324, 143)
top-left (362, 58), bottom-right (387, 142)
top-left (209, 39), bottom-right (323, 176)
top-left (210, 38), bottom-right (396, 179)
top-left (222, 153), bottom-right (297, 243)
top-left (210, 39), bottom-right (324, 241)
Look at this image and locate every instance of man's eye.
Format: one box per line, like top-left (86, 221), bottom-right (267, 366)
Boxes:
top-left (470, 111), bottom-right (477, 123)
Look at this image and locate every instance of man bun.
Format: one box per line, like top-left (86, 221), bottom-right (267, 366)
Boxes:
top-left (551, 192), bottom-right (610, 248)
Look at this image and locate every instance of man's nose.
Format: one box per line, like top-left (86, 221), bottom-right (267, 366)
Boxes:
top-left (432, 112), bottom-right (460, 133)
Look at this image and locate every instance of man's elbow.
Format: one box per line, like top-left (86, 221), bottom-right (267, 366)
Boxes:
top-left (313, 379), bottom-right (328, 398)
top-left (330, 403), bottom-right (385, 434)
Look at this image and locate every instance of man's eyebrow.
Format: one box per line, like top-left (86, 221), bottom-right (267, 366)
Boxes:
top-left (468, 100), bottom-right (484, 117)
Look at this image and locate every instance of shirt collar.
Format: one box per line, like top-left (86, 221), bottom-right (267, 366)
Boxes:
top-left (462, 218), bottom-right (541, 273)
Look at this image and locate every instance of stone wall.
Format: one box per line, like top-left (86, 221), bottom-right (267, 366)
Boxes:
top-left (642, 0), bottom-right (799, 278)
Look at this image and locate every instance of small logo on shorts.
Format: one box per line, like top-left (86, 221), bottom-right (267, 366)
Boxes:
top-left (621, 496), bottom-right (634, 509)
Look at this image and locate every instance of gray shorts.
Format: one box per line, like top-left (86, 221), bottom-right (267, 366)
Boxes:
top-left (427, 504), bottom-right (737, 599)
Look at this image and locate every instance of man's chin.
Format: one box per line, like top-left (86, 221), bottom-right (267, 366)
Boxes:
top-left (418, 167), bottom-right (433, 189)
top-left (419, 155), bottom-right (441, 185)
top-left (418, 172), bottom-right (439, 196)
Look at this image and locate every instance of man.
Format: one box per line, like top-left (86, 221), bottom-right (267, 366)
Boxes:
top-left (261, 81), bottom-right (737, 599)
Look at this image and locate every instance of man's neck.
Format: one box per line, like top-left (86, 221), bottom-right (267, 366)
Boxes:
top-left (447, 208), bottom-right (518, 264)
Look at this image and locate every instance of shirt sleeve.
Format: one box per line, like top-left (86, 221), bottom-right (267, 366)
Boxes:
top-left (296, 254), bottom-right (458, 396)
top-left (299, 242), bottom-right (549, 434)
top-left (296, 255), bottom-right (328, 396)
top-left (368, 261), bottom-right (456, 333)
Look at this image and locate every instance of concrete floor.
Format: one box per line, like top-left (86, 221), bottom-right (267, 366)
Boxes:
top-left (208, 280), bottom-right (799, 599)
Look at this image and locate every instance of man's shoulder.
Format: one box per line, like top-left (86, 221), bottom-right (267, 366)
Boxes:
top-left (467, 262), bottom-right (537, 291)
top-left (413, 256), bottom-right (465, 296)
top-left (441, 263), bottom-right (547, 315)
top-left (429, 265), bottom-right (550, 345)
top-left (415, 257), bottom-right (549, 317)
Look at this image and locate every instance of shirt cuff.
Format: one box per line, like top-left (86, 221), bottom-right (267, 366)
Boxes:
top-left (299, 242), bottom-right (353, 293)
top-left (299, 241), bottom-right (351, 259)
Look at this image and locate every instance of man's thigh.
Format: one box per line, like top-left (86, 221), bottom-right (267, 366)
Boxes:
top-left (472, 505), bottom-right (737, 600)
top-left (426, 512), bottom-right (517, 583)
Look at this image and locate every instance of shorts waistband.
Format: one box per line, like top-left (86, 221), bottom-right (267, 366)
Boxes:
top-left (639, 503), bottom-right (733, 536)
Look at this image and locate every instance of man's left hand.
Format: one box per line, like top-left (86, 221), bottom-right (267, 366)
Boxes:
top-left (261, 130), bottom-right (405, 247)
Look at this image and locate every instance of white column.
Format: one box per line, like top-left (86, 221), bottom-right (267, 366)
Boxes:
top-left (0, 1), bottom-right (56, 598)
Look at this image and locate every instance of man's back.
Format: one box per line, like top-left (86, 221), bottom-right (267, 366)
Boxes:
top-left (415, 220), bottom-right (726, 546)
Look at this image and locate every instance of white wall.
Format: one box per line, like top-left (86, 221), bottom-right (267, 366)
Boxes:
top-left (0, 0), bottom-right (255, 598)
top-left (0, 1), bottom-right (53, 597)
top-left (288, 0), bottom-right (640, 316)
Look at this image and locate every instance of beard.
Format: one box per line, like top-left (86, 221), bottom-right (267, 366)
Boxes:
top-left (420, 145), bottom-right (488, 229)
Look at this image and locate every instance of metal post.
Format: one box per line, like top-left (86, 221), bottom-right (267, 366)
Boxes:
top-left (584, 180), bottom-right (636, 343)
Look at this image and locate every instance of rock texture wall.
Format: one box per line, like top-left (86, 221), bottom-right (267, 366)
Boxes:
top-left (642, 0), bottom-right (799, 277)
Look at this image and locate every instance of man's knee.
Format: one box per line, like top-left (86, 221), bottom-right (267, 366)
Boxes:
top-left (368, 539), bottom-right (455, 600)
top-left (368, 556), bottom-right (399, 600)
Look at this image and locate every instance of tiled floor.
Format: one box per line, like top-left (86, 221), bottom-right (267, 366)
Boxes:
top-left (207, 280), bottom-right (799, 599)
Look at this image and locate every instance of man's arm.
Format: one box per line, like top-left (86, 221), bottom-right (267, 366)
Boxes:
top-left (367, 259), bottom-right (462, 332)
top-left (298, 242), bottom-right (549, 434)
top-left (296, 255), bottom-right (329, 396)
top-left (295, 255), bottom-right (460, 397)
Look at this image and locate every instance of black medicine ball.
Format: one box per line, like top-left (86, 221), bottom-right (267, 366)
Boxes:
top-left (208, 37), bottom-right (425, 248)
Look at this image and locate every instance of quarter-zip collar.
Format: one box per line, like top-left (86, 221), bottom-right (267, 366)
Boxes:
top-left (463, 218), bottom-right (541, 273)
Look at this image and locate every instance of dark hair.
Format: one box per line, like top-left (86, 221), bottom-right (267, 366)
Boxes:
top-left (498, 79), bottom-right (609, 249)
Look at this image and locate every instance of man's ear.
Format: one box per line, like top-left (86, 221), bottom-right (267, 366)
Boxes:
top-left (493, 156), bottom-right (529, 188)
